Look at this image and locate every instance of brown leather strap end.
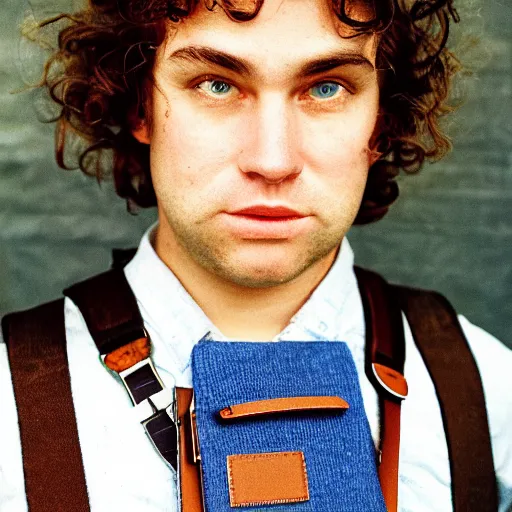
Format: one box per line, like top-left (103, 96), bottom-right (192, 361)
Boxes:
top-left (372, 363), bottom-right (408, 400)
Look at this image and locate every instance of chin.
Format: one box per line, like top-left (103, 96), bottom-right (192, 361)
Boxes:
top-left (221, 268), bottom-right (302, 289)
top-left (187, 230), bottom-right (341, 288)
top-left (213, 254), bottom-right (319, 289)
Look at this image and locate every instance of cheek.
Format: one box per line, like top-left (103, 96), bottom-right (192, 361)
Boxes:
top-left (304, 125), bottom-right (372, 188)
top-left (149, 100), bottom-right (245, 213)
top-left (150, 109), bottom-right (222, 187)
top-left (301, 113), bottom-right (375, 222)
top-left (155, 103), bottom-right (245, 174)
top-left (301, 97), bottom-right (378, 178)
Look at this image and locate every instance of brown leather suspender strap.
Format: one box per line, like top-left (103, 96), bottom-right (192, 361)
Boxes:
top-left (356, 267), bottom-right (498, 512)
top-left (176, 387), bottom-right (205, 511)
top-left (1, 300), bottom-right (90, 512)
top-left (355, 267), bottom-right (408, 512)
top-left (64, 269), bottom-right (147, 355)
top-left (395, 286), bottom-right (499, 512)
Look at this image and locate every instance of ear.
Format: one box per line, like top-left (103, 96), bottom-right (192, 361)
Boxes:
top-left (131, 119), bottom-right (151, 145)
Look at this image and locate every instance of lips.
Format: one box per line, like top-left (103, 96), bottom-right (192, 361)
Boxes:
top-left (222, 205), bottom-right (310, 239)
top-left (230, 205), bottom-right (304, 218)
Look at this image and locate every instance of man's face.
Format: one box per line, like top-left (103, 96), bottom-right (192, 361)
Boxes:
top-left (138, 0), bottom-right (379, 288)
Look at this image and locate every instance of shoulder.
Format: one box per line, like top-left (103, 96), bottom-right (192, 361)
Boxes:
top-left (457, 315), bottom-right (512, 379)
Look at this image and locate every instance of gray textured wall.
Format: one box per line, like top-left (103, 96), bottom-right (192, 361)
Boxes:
top-left (0, 0), bottom-right (510, 348)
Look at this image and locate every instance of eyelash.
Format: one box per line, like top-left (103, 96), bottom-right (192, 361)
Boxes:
top-left (192, 75), bottom-right (350, 103)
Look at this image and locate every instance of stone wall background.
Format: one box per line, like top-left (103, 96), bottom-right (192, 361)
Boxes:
top-left (0, 0), bottom-right (510, 348)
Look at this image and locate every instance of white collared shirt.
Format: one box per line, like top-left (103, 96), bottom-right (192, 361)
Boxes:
top-left (1, 226), bottom-right (511, 511)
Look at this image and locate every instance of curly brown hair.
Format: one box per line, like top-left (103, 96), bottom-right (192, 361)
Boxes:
top-left (33, 0), bottom-right (461, 223)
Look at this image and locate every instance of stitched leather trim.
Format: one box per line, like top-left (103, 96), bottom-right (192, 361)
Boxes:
top-left (219, 396), bottom-right (349, 421)
top-left (227, 451), bottom-right (309, 507)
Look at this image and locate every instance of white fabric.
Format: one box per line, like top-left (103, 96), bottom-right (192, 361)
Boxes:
top-left (1, 225), bottom-right (511, 512)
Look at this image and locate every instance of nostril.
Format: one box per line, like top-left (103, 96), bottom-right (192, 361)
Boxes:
top-left (242, 167), bottom-right (302, 185)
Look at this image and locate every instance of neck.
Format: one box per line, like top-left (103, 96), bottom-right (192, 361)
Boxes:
top-left (153, 226), bottom-right (338, 341)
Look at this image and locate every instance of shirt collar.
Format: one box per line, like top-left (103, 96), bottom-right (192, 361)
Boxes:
top-left (124, 223), bottom-right (363, 373)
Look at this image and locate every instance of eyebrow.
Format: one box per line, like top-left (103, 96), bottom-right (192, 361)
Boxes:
top-left (168, 45), bottom-right (375, 78)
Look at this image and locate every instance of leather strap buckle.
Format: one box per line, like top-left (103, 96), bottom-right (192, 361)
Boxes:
top-left (142, 402), bottom-right (179, 471)
top-left (117, 357), bottom-right (166, 404)
top-left (101, 343), bottom-right (179, 471)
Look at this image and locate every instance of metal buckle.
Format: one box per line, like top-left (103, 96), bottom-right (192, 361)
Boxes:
top-left (118, 357), bottom-right (165, 404)
top-left (121, 359), bottom-right (178, 470)
top-left (142, 393), bottom-right (179, 471)
top-left (101, 351), bottom-right (179, 471)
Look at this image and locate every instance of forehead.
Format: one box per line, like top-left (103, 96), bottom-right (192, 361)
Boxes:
top-left (160, 0), bottom-right (378, 69)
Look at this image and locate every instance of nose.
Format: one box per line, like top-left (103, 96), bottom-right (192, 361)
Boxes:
top-left (238, 95), bottom-right (304, 184)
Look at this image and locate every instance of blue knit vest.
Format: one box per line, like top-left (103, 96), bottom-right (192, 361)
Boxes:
top-left (192, 341), bottom-right (386, 511)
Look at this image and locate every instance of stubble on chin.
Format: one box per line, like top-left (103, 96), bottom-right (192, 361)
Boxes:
top-left (167, 212), bottom-right (345, 289)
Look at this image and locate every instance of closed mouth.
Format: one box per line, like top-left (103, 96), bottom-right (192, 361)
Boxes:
top-left (230, 205), bottom-right (304, 218)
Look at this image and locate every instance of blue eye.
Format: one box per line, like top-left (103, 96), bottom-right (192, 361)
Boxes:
top-left (310, 82), bottom-right (341, 99)
top-left (198, 80), bottom-right (232, 95)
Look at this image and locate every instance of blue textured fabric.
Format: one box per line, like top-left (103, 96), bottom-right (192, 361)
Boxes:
top-left (191, 341), bottom-right (386, 511)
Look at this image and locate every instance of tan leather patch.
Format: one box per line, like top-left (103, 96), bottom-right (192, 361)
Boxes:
top-left (227, 451), bottom-right (309, 507)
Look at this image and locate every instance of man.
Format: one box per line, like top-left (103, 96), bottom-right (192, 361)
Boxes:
top-left (1, 0), bottom-right (511, 510)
